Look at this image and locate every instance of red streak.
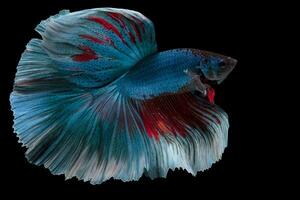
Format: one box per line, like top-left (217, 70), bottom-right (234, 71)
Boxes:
top-left (131, 15), bottom-right (145, 33)
top-left (128, 31), bottom-right (136, 44)
top-left (88, 16), bottom-right (126, 44)
top-left (103, 35), bottom-right (117, 48)
top-left (131, 22), bottom-right (142, 42)
top-left (80, 34), bottom-right (105, 45)
top-left (72, 46), bottom-right (98, 62)
top-left (107, 13), bottom-right (126, 29)
top-left (140, 93), bottom-right (208, 139)
top-left (207, 87), bottom-right (215, 104)
top-left (107, 12), bottom-right (137, 44)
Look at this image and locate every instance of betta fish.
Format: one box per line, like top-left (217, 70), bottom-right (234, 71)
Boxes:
top-left (10, 8), bottom-right (236, 184)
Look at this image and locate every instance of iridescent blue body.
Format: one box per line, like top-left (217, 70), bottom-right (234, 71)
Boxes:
top-left (10, 8), bottom-right (236, 184)
top-left (117, 50), bottom-right (199, 99)
top-left (117, 49), bottom-right (235, 99)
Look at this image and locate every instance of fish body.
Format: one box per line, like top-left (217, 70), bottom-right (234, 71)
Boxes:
top-left (117, 48), bottom-right (236, 99)
top-left (10, 8), bottom-right (236, 184)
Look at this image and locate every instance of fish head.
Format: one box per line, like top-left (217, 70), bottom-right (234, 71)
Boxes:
top-left (193, 50), bottom-right (237, 84)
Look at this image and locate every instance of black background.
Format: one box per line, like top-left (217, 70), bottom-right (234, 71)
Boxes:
top-left (0, 0), bottom-right (287, 198)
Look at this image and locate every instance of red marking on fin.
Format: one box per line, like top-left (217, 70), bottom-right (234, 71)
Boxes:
top-left (107, 12), bottom-right (137, 44)
top-left (128, 31), bottom-right (136, 44)
top-left (103, 35), bottom-right (117, 48)
top-left (144, 118), bottom-right (159, 140)
top-left (88, 16), bottom-right (126, 44)
top-left (80, 34), bottom-right (105, 45)
top-left (131, 22), bottom-right (142, 42)
top-left (80, 34), bottom-right (117, 49)
top-left (72, 46), bottom-right (98, 62)
top-left (140, 93), bottom-right (211, 139)
top-left (107, 13), bottom-right (126, 29)
top-left (131, 15), bottom-right (145, 33)
top-left (207, 87), bottom-right (215, 104)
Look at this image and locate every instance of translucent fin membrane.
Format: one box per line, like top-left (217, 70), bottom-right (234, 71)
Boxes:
top-left (11, 82), bottom-right (228, 183)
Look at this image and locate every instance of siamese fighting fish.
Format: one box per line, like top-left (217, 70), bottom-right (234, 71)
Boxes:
top-left (10, 8), bottom-right (237, 184)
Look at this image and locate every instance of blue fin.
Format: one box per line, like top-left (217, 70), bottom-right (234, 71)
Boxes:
top-left (34, 8), bottom-right (157, 88)
top-left (11, 8), bottom-right (157, 183)
top-left (11, 82), bottom-right (228, 184)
